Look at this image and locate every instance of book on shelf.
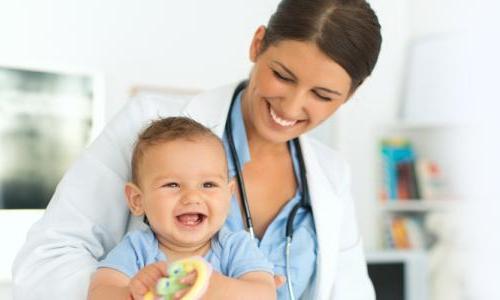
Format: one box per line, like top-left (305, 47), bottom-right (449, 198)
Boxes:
top-left (415, 159), bottom-right (445, 200)
top-left (379, 137), bottom-right (445, 201)
top-left (384, 215), bottom-right (426, 250)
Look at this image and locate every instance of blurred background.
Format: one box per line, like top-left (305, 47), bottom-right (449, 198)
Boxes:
top-left (0, 0), bottom-right (498, 299)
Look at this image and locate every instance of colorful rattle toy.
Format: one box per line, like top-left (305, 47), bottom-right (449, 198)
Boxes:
top-left (144, 256), bottom-right (212, 300)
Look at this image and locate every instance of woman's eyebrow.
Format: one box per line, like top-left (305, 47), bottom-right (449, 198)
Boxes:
top-left (272, 60), bottom-right (343, 96)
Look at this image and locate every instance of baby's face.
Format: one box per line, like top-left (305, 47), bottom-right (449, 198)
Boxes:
top-left (137, 137), bottom-right (233, 250)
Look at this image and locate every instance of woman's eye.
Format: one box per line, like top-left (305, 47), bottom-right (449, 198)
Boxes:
top-left (272, 70), bottom-right (293, 82)
top-left (162, 182), bottom-right (179, 188)
top-left (313, 91), bottom-right (332, 102)
top-left (203, 182), bottom-right (218, 188)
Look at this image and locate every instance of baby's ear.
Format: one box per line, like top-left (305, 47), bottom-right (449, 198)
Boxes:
top-left (125, 182), bottom-right (145, 216)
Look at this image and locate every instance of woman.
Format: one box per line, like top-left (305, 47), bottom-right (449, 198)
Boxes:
top-left (13, 0), bottom-right (381, 299)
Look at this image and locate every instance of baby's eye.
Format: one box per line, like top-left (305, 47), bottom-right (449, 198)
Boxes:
top-left (202, 181), bottom-right (218, 188)
top-left (162, 182), bottom-right (179, 188)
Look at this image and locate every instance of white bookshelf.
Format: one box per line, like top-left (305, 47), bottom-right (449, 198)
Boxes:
top-left (374, 122), bottom-right (463, 300)
top-left (379, 199), bottom-right (457, 213)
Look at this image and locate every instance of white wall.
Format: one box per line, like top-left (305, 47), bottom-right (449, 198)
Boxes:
top-left (455, 1), bottom-right (500, 299)
top-left (0, 0), bottom-right (281, 120)
top-left (409, 0), bottom-right (466, 39)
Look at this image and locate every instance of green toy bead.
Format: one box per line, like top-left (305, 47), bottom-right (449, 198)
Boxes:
top-left (155, 262), bottom-right (189, 300)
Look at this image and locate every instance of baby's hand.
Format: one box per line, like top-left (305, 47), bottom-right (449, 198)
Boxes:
top-left (129, 261), bottom-right (168, 300)
top-left (155, 257), bottom-right (212, 300)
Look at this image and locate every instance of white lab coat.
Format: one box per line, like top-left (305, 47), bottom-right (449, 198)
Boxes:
top-left (12, 82), bottom-right (374, 299)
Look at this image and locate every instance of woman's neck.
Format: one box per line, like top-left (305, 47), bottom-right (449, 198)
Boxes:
top-left (157, 237), bottom-right (211, 262)
top-left (247, 134), bottom-right (288, 160)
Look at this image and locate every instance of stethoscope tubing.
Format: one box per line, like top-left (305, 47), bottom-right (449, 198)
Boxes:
top-left (225, 81), bottom-right (312, 300)
top-left (226, 81), bottom-right (256, 239)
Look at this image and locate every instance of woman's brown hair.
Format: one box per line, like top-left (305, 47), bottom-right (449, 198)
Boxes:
top-left (263, 0), bottom-right (382, 93)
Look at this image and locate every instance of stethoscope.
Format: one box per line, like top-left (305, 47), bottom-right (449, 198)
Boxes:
top-left (225, 81), bottom-right (311, 300)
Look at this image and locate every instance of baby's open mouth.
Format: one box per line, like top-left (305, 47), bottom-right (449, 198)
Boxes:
top-left (176, 213), bottom-right (207, 226)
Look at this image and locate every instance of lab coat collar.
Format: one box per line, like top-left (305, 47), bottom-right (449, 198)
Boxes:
top-left (299, 136), bottom-right (342, 299)
top-left (181, 81), bottom-right (240, 137)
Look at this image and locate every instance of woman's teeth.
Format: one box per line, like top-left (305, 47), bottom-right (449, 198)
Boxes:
top-left (270, 107), bottom-right (297, 127)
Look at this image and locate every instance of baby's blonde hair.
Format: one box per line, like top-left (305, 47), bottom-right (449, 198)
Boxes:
top-left (131, 117), bottom-right (226, 185)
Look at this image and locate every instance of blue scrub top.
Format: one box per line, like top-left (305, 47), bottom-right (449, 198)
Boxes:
top-left (222, 91), bottom-right (318, 299)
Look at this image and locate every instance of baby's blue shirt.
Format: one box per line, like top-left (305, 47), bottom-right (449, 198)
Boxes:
top-left (98, 226), bottom-right (274, 278)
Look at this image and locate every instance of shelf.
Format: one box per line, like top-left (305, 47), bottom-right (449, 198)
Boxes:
top-left (379, 200), bottom-right (457, 212)
top-left (366, 249), bottom-right (428, 261)
top-left (377, 121), bottom-right (463, 131)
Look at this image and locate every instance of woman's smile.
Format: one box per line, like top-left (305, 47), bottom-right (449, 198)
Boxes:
top-left (267, 100), bottom-right (301, 128)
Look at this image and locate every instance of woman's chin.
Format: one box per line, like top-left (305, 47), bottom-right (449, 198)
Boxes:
top-left (258, 120), bottom-right (307, 144)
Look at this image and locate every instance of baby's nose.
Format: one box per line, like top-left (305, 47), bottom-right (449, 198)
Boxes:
top-left (180, 189), bottom-right (202, 205)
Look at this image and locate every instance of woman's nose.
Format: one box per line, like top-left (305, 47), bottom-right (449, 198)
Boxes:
top-left (280, 90), bottom-right (308, 118)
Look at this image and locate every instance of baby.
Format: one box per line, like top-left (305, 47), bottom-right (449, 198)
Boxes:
top-left (88, 117), bottom-right (275, 300)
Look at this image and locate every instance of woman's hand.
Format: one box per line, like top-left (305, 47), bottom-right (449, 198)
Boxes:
top-left (129, 261), bottom-right (169, 300)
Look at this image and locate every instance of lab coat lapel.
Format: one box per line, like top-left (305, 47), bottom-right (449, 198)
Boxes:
top-left (181, 82), bottom-right (240, 137)
top-left (300, 136), bottom-right (342, 299)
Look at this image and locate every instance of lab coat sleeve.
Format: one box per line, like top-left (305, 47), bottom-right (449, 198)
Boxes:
top-left (330, 162), bottom-right (375, 299)
top-left (11, 96), bottom-right (180, 299)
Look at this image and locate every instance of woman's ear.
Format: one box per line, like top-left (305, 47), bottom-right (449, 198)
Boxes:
top-left (249, 25), bottom-right (267, 62)
top-left (125, 182), bottom-right (145, 216)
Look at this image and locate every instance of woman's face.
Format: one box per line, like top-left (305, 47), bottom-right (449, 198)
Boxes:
top-left (242, 26), bottom-right (353, 145)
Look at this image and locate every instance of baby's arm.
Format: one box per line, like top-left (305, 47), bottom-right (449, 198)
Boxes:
top-left (88, 261), bottom-right (168, 300)
top-left (178, 270), bottom-right (276, 300)
top-left (208, 271), bottom-right (276, 299)
top-left (88, 268), bottom-right (130, 300)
